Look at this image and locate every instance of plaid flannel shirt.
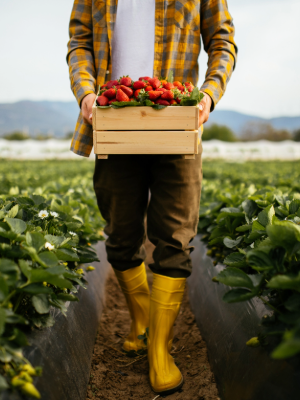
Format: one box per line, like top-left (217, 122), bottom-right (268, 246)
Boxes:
top-left (67, 0), bottom-right (237, 157)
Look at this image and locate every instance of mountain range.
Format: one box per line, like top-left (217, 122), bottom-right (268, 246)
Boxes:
top-left (0, 100), bottom-right (299, 138)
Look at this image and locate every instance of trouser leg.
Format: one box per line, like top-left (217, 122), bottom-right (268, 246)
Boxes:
top-left (147, 143), bottom-right (203, 278)
top-left (93, 155), bottom-right (149, 271)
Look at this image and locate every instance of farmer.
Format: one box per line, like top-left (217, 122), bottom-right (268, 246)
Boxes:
top-left (67, 0), bottom-right (237, 395)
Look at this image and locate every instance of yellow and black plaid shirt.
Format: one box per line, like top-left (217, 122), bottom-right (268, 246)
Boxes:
top-left (67, 0), bottom-right (237, 157)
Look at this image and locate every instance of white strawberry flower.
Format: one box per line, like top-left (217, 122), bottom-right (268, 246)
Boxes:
top-left (50, 211), bottom-right (59, 218)
top-left (45, 242), bottom-right (54, 251)
top-left (72, 247), bottom-right (77, 252)
top-left (69, 231), bottom-right (76, 236)
top-left (38, 210), bottom-right (49, 219)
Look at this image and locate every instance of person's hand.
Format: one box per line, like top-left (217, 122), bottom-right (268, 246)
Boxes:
top-left (198, 92), bottom-right (212, 127)
top-left (81, 93), bottom-right (97, 125)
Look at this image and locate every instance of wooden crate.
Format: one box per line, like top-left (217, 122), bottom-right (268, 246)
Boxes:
top-left (92, 105), bottom-right (200, 159)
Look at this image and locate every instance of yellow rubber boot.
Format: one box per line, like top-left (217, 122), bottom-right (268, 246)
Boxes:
top-left (148, 273), bottom-right (186, 395)
top-left (114, 263), bottom-right (150, 352)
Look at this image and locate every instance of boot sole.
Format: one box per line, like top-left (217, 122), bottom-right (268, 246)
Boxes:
top-left (151, 376), bottom-right (184, 396)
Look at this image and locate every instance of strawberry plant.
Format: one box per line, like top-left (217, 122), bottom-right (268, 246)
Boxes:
top-left (0, 160), bottom-right (105, 397)
top-left (95, 71), bottom-right (204, 109)
top-left (199, 160), bottom-right (300, 359)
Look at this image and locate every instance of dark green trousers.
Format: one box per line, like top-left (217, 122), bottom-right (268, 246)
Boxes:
top-left (93, 145), bottom-right (202, 278)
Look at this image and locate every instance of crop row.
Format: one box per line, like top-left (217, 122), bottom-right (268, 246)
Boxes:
top-left (199, 161), bottom-right (300, 359)
top-left (0, 160), bottom-right (105, 398)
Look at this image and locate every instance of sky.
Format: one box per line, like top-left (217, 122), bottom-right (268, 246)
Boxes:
top-left (0, 0), bottom-right (300, 118)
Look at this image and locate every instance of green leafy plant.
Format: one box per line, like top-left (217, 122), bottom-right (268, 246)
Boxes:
top-left (0, 160), bottom-right (105, 397)
top-left (199, 160), bottom-right (300, 359)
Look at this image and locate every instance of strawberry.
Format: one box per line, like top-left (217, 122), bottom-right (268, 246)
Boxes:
top-left (120, 85), bottom-right (133, 97)
top-left (176, 98), bottom-right (181, 104)
top-left (163, 82), bottom-right (175, 90)
top-left (133, 81), bottom-right (147, 90)
top-left (155, 99), bottom-right (170, 106)
top-left (120, 76), bottom-right (132, 86)
top-left (157, 87), bottom-right (167, 93)
top-left (161, 90), bottom-right (174, 100)
top-left (173, 81), bottom-right (184, 90)
top-left (169, 99), bottom-right (177, 105)
top-left (100, 84), bottom-right (107, 89)
top-left (96, 95), bottom-right (109, 106)
top-left (103, 88), bottom-right (116, 99)
top-left (145, 86), bottom-right (153, 92)
top-left (187, 85), bottom-right (194, 92)
top-left (116, 89), bottom-right (130, 102)
top-left (185, 81), bottom-right (193, 87)
top-left (148, 91), bottom-right (162, 101)
top-left (115, 85), bottom-right (121, 90)
top-left (148, 78), bottom-right (161, 90)
top-left (139, 76), bottom-right (152, 81)
top-left (134, 89), bottom-right (142, 98)
top-left (106, 79), bottom-right (119, 89)
top-left (161, 80), bottom-right (167, 86)
top-left (108, 99), bottom-right (116, 105)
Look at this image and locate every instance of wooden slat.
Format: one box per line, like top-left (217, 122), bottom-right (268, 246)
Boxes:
top-left (94, 130), bottom-right (198, 154)
top-left (93, 106), bottom-right (198, 131)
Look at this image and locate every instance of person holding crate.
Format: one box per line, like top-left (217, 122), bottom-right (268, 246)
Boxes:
top-left (67, 0), bottom-right (237, 395)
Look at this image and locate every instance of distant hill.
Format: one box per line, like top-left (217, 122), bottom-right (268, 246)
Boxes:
top-left (0, 100), bottom-right (299, 137)
top-left (0, 100), bottom-right (79, 137)
top-left (207, 110), bottom-right (300, 136)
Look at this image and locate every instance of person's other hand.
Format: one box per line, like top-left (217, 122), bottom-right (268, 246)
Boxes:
top-left (198, 92), bottom-right (212, 127)
top-left (81, 93), bottom-right (97, 125)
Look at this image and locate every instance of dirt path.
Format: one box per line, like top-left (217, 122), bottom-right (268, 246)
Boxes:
top-left (86, 245), bottom-right (220, 400)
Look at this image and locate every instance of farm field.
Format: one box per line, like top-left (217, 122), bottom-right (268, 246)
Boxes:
top-left (1, 159), bottom-right (300, 398)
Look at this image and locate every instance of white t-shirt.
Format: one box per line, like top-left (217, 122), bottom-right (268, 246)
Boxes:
top-left (111, 0), bottom-right (155, 81)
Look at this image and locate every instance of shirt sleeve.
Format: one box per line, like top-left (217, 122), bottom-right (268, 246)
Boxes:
top-left (200, 0), bottom-right (238, 110)
top-left (67, 0), bottom-right (96, 107)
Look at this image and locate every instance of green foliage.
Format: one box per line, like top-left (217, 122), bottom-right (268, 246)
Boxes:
top-left (202, 124), bottom-right (237, 142)
top-left (0, 160), bottom-right (105, 395)
top-left (200, 160), bottom-right (300, 359)
top-left (3, 132), bottom-right (30, 141)
top-left (293, 129), bottom-right (300, 142)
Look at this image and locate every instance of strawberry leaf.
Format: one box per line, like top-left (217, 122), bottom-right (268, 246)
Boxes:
top-left (151, 104), bottom-right (167, 110)
top-left (96, 105), bottom-right (111, 109)
top-left (111, 101), bottom-right (141, 108)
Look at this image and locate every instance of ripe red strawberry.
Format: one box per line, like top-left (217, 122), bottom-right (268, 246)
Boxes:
top-left (169, 99), bottom-right (177, 105)
top-left (120, 76), bottom-right (132, 86)
top-left (120, 85), bottom-right (133, 97)
top-left (148, 78), bottom-right (161, 90)
top-left (157, 87), bottom-right (167, 93)
top-left (139, 76), bottom-right (152, 81)
top-left (163, 82), bottom-right (175, 90)
top-left (185, 81), bottom-right (193, 87)
top-left (103, 88), bottom-right (116, 99)
top-left (173, 81), bottom-right (184, 90)
top-left (133, 81), bottom-right (147, 90)
top-left (115, 85), bottom-right (121, 90)
top-left (96, 95), bottom-right (109, 106)
top-left (161, 90), bottom-right (174, 100)
top-left (187, 85), bottom-right (194, 92)
top-left (176, 98), bottom-right (181, 104)
top-left (106, 79), bottom-right (119, 89)
top-left (145, 86), bottom-right (153, 92)
top-left (148, 91), bottom-right (162, 101)
top-left (108, 99), bottom-right (116, 105)
top-left (100, 84), bottom-right (107, 89)
top-left (155, 99), bottom-right (170, 106)
top-left (134, 89), bottom-right (142, 98)
top-left (116, 89), bottom-right (130, 102)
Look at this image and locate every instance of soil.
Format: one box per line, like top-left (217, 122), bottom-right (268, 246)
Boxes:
top-left (86, 242), bottom-right (220, 400)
